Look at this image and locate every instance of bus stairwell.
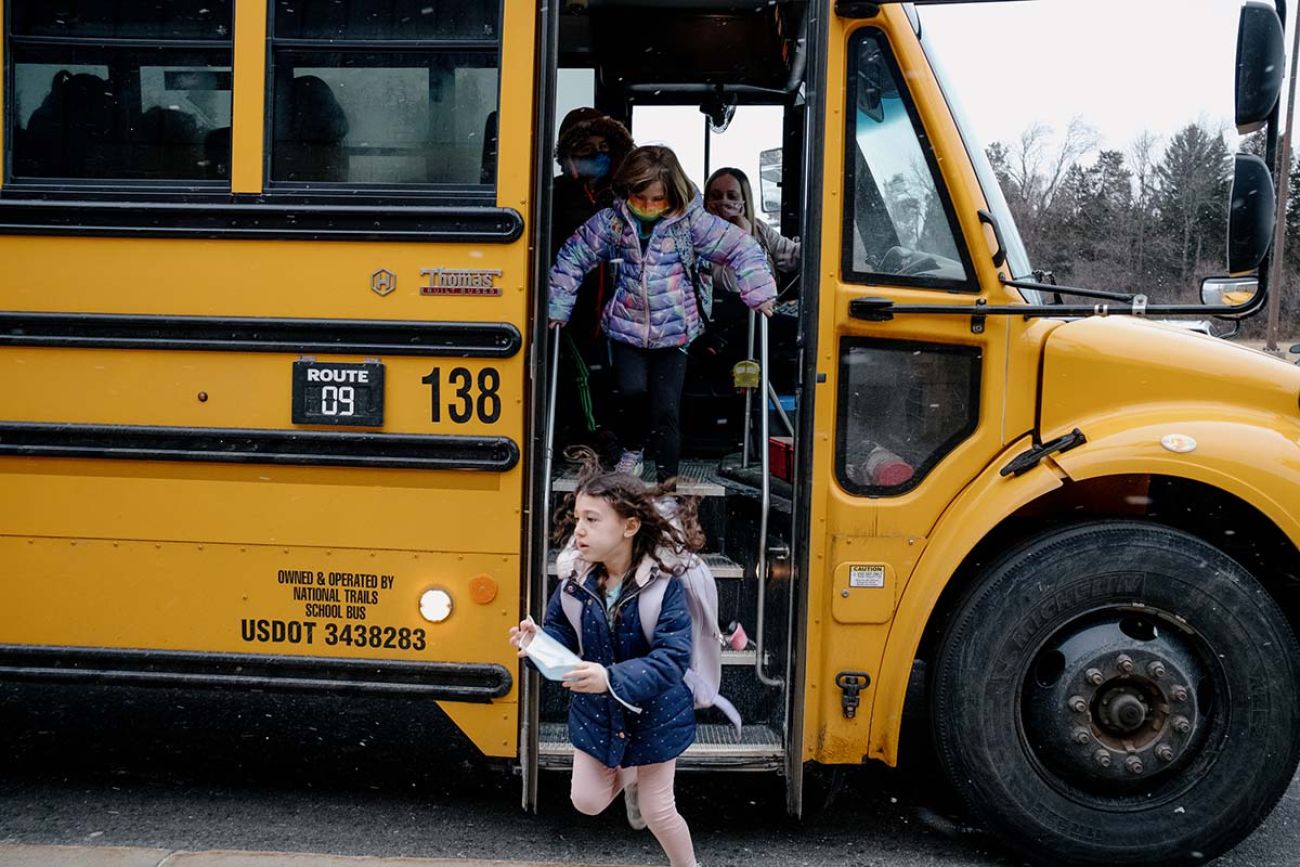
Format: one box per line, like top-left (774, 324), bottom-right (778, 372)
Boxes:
top-left (535, 315), bottom-right (794, 773)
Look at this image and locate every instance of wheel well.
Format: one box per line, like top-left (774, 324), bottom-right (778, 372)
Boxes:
top-left (915, 474), bottom-right (1300, 690)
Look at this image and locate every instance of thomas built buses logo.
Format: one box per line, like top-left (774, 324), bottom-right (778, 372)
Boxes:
top-left (420, 268), bottom-right (503, 296)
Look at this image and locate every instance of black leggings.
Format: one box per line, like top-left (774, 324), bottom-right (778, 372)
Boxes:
top-left (610, 341), bottom-right (689, 481)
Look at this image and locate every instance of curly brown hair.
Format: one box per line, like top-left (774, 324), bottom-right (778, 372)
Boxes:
top-left (552, 446), bottom-right (705, 579)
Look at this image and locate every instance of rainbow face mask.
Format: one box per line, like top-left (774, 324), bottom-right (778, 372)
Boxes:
top-left (627, 200), bottom-right (668, 221)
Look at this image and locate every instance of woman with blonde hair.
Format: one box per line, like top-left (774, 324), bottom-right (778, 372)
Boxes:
top-left (549, 145), bottom-right (777, 483)
top-left (703, 166), bottom-right (800, 305)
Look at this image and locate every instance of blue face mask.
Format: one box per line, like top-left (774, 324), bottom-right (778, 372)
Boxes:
top-left (571, 153), bottom-right (612, 180)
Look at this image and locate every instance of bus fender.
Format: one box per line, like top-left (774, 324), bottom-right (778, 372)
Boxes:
top-left (864, 433), bottom-right (1061, 765)
top-left (866, 412), bottom-right (1300, 765)
top-left (1047, 412), bottom-right (1300, 544)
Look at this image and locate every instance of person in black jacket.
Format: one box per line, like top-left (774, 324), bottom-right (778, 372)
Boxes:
top-left (549, 109), bottom-right (635, 460)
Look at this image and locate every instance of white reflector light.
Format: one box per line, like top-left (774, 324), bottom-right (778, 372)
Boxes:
top-left (419, 588), bottom-right (454, 623)
top-left (1160, 434), bottom-right (1197, 454)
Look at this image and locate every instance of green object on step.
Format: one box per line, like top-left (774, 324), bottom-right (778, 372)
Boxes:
top-left (564, 332), bottom-right (597, 432)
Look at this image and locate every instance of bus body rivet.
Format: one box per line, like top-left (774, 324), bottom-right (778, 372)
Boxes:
top-left (198, 392), bottom-right (208, 402)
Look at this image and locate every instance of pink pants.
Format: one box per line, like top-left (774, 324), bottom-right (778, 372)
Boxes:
top-left (570, 750), bottom-right (696, 867)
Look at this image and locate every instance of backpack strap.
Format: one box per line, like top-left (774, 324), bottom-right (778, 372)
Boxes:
top-left (671, 217), bottom-right (696, 275)
top-left (636, 573), bottom-right (669, 646)
top-left (559, 576), bottom-right (585, 657)
top-left (669, 217), bottom-right (711, 323)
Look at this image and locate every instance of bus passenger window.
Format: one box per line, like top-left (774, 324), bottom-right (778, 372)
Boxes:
top-left (268, 0), bottom-right (500, 189)
top-left (842, 31), bottom-right (970, 289)
top-left (7, 1), bottom-right (233, 183)
top-left (835, 339), bottom-right (980, 496)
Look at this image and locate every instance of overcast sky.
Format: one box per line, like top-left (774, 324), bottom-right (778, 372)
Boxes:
top-left (919, 0), bottom-right (1267, 153)
top-left (559, 0), bottom-right (1286, 217)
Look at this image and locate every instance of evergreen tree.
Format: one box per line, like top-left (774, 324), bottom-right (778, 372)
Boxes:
top-left (1155, 123), bottom-right (1231, 286)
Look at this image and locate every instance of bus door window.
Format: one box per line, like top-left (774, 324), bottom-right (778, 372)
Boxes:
top-left (835, 339), bottom-right (980, 496)
top-left (268, 0), bottom-right (501, 189)
top-left (8, 1), bottom-right (233, 182)
top-left (835, 30), bottom-right (985, 497)
top-left (843, 30), bottom-right (972, 290)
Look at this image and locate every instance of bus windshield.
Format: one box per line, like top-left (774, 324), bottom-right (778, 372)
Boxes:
top-left (919, 22), bottom-right (1036, 294)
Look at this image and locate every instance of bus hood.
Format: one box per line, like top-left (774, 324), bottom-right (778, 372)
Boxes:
top-left (1038, 317), bottom-right (1300, 441)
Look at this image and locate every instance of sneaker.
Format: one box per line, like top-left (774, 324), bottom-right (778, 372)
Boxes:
top-left (624, 781), bottom-right (648, 831)
top-left (615, 449), bottom-right (644, 477)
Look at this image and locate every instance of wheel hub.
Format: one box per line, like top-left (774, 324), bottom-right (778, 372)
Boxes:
top-left (1024, 616), bottom-right (1204, 786)
top-left (1098, 687), bottom-right (1149, 735)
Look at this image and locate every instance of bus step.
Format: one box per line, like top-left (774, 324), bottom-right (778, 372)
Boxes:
top-left (551, 458), bottom-right (726, 498)
top-left (721, 649), bottom-right (757, 666)
top-left (547, 550), bottom-right (745, 580)
top-left (537, 721), bottom-right (783, 771)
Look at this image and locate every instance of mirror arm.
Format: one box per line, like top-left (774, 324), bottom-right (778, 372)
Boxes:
top-left (1255, 0), bottom-right (1286, 305)
top-left (999, 276), bottom-right (1135, 303)
top-left (849, 297), bottom-right (1271, 322)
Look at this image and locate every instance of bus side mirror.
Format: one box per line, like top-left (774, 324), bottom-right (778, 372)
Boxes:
top-left (1227, 153), bottom-right (1275, 274)
top-left (1236, 1), bottom-right (1285, 133)
top-left (1200, 276), bottom-right (1259, 315)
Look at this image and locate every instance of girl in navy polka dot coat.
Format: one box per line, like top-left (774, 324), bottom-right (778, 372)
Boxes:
top-left (510, 448), bottom-right (703, 867)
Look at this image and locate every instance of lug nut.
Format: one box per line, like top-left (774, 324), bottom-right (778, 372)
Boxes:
top-left (1148, 661), bottom-right (1166, 679)
top-left (1126, 756), bottom-right (1145, 775)
top-left (1086, 668), bottom-right (1105, 686)
top-left (1156, 744), bottom-right (1175, 762)
top-left (1093, 750), bottom-right (1112, 768)
top-left (1117, 654), bottom-right (1134, 674)
top-left (1072, 728), bottom-right (1091, 745)
top-left (1069, 695), bottom-right (1088, 713)
top-left (1172, 716), bottom-right (1191, 734)
top-left (1171, 685), bottom-right (1189, 703)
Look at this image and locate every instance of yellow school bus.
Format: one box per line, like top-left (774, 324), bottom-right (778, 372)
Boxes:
top-left (1, 2), bottom-right (1297, 864)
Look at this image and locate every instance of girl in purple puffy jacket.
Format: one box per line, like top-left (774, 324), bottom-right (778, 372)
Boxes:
top-left (549, 145), bottom-right (777, 482)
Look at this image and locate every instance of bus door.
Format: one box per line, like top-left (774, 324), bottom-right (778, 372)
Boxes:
top-left (804, 9), bottom-right (1035, 765)
top-left (0, 0), bottom-right (534, 758)
top-left (526, 0), bottom-right (816, 809)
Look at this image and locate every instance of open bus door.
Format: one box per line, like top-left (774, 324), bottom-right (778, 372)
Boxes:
top-left (522, 0), bottom-right (819, 814)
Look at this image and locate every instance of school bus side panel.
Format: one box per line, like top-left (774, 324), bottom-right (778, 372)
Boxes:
top-left (0, 0), bottom-right (539, 758)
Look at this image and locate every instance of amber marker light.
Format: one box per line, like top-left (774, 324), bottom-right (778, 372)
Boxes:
top-left (419, 587), bottom-right (454, 623)
top-left (469, 573), bottom-right (498, 604)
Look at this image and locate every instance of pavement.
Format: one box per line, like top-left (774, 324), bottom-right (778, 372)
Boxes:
top-left (0, 847), bottom-right (640, 867)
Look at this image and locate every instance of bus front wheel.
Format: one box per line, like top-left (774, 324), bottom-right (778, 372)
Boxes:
top-left (931, 520), bottom-right (1300, 866)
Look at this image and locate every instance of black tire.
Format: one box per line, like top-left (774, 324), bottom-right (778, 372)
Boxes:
top-left (931, 520), bottom-right (1300, 866)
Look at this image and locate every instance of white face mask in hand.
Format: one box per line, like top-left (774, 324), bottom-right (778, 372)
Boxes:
top-left (521, 625), bottom-right (582, 681)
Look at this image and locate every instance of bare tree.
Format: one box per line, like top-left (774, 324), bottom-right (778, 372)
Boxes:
top-left (1127, 131), bottom-right (1161, 278)
top-left (999, 118), bottom-right (1100, 251)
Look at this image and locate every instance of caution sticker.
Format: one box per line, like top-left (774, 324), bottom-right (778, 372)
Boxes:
top-left (848, 565), bottom-right (886, 589)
